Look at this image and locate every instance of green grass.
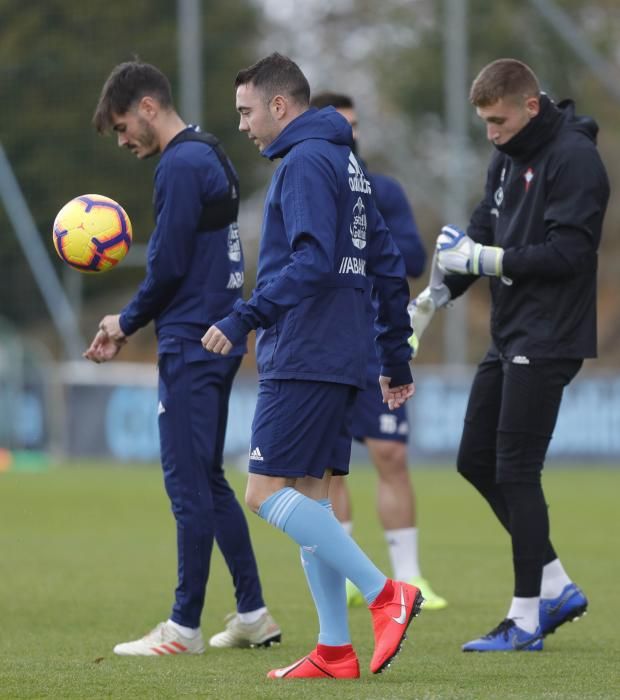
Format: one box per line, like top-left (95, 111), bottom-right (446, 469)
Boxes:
top-left (1, 462), bottom-right (618, 699)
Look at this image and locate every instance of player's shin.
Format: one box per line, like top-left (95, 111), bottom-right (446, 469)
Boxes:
top-left (300, 500), bottom-right (351, 646)
top-left (257, 487), bottom-right (386, 603)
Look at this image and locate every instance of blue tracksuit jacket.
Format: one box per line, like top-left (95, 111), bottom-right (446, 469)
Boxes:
top-left (216, 107), bottom-right (412, 388)
top-left (119, 126), bottom-right (245, 358)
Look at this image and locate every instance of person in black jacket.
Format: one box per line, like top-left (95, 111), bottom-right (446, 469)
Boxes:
top-left (409, 58), bottom-right (609, 652)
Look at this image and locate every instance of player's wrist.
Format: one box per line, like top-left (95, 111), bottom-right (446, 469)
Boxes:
top-left (428, 283), bottom-right (451, 308)
top-left (380, 363), bottom-right (413, 387)
top-left (213, 311), bottom-right (250, 347)
top-left (478, 246), bottom-right (504, 277)
top-left (118, 313), bottom-right (134, 338)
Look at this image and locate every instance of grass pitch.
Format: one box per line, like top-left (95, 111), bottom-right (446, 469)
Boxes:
top-left (1, 462), bottom-right (618, 699)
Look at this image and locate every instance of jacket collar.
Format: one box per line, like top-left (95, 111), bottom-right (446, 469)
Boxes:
top-left (494, 93), bottom-right (563, 163)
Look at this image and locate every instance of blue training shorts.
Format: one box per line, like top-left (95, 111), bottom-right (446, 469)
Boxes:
top-left (349, 377), bottom-right (409, 444)
top-left (248, 379), bottom-right (357, 478)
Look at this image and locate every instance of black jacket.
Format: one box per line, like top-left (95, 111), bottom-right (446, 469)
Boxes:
top-left (447, 95), bottom-right (609, 359)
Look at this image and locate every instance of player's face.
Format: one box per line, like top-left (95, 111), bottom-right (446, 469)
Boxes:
top-left (476, 96), bottom-right (539, 146)
top-left (236, 83), bottom-right (280, 152)
top-left (111, 108), bottom-right (160, 159)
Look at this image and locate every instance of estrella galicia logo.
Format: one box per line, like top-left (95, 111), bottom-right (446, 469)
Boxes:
top-left (350, 196), bottom-right (367, 250)
top-left (227, 222), bottom-right (241, 262)
top-left (348, 153), bottom-right (372, 194)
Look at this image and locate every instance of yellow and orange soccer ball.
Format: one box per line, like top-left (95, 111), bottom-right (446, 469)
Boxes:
top-left (52, 194), bottom-right (132, 273)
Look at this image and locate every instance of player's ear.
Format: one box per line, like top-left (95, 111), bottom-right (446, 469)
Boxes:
top-left (138, 95), bottom-right (158, 120)
top-left (525, 96), bottom-right (540, 118)
top-left (270, 94), bottom-right (287, 120)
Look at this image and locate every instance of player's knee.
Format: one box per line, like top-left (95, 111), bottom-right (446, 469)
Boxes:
top-left (244, 477), bottom-right (281, 514)
top-left (244, 487), bottom-right (262, 514)
top-left (456, 435), bottom-right (495, 482)
top-left (496, 456), bottom-right (544, 486)
top-left (456, 448), bottom-right (478, 480)
top-left (371, 440), bottom-right (407, 476)
top-left (170, 498), bottom-right (214, 532)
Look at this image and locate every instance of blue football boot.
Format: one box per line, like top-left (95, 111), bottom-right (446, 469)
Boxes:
top-left (462, 619), bottom-right (543, 652)
top-left (539, 583), bottom-right (588, 637)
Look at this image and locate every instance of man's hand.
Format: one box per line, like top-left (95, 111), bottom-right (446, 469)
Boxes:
top-left (83, 329), bottom-right (125, 364)
top-left (379, 375), bottom-right (415, 410)
top-left (202, 325), bottom-right (233, 355)
top-left (436, 225), bottom-right (504, 277)
top-left (98, 314), bottom-right (126, 343)
top-left (407, 284), bottom-right (451, 357)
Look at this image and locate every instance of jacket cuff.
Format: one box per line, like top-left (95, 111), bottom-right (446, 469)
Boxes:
top-left (118, 313), bottom-right (134, 337)
top-left (214, 312), bottom-right (252, 347)
top-left (380, 363), bottom-right (413, 387)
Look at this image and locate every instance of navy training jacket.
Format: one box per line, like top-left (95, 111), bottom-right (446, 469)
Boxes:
top-left (216, 107), bottom-right (412, 388)
top-left (119, 126), bottom-right (245, 358)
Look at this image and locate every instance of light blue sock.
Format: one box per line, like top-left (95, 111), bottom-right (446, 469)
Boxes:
top-left (258, 487), bottom-right (386, 604)
top-left (300, 499), bottom-right (350, 646)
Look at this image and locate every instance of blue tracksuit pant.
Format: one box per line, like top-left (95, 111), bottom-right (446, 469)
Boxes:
top-left (158, 350), bottom-right (264, 627)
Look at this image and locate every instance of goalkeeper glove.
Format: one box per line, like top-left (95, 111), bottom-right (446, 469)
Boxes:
top-left (407, 284), bottom-right (451, 356)
top-left (436, 225), bottom-right (505, 277)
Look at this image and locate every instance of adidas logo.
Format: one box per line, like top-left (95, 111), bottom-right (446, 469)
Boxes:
top-left (249, 446), bottom-right (264, 462)
top-left (347, 153), bottom-right (372, 194)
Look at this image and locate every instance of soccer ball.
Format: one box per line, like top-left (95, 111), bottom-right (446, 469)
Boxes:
top-left (52, 194), bottom-right (132, 273)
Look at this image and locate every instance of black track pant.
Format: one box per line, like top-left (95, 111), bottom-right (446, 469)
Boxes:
top-left (456, 350), bottom-right (582, 597)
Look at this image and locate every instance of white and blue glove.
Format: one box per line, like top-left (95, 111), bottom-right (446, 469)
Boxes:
top-left (407, 283), bottom-right (451, 357)
top-left (436, 225), bottom-right (506, 278)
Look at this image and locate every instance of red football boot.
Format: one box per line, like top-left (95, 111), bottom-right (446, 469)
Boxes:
top-left (267, 644), bottom-right (360, 679)
top-left (369, 579), bottom-right (424, 674)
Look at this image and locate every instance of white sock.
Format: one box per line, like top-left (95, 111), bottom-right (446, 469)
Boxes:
top-left (341, 520), bottom-right (353, 536)
top-left (238, 607), bottom-right (267, 624)
top-left (506, 597), bottom-right (540, 634)
top-left (541, 558), bottom-right (572, 599)
top-left (385, 527), bottom-right (421, 580)
top-left (167, 619), bottom-right (200, 638)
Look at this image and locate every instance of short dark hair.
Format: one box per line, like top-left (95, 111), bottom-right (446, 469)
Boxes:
top-left (234, 52), bottom-right (310, 106)
top-left (470, 58), bottom-right (540, 107)
top-left (310, 92), bottom-right (354, 110)
top-left (93, 61), bottom-right (174, 133)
